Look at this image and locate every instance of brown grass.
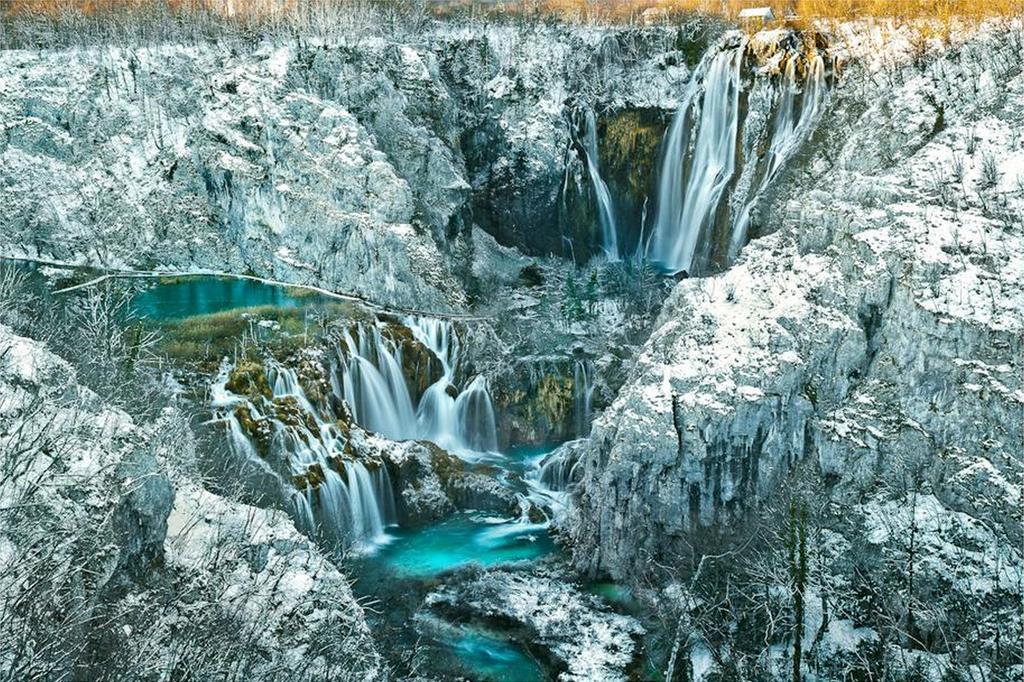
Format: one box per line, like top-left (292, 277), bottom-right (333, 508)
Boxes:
top-left (456, 0), bottom-right (1024, 26)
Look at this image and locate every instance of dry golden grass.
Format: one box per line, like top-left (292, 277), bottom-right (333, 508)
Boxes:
top-left (2, 0), bottom-right (1021, 42)
top-left (7, 0), bottom-right (1023, 21)
top-left (465, 0), bottom-right (1024, 25)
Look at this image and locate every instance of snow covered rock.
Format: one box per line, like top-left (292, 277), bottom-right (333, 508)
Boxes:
top-left (0, 325), bottom-right (382, 680)
top-left (423, 565), bottom-right (644, 681)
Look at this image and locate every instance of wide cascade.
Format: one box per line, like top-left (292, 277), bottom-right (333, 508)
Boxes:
top-left (212, 318), bottom-right (501, 548)
top-left (648, 34), bottom-right (828, 275)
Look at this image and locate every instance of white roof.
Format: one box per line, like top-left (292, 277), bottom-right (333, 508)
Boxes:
top-left (738, 7), bottom-right (776, 19)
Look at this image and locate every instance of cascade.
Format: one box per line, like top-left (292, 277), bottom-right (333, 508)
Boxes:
top-left (212, 317), bottom-right (503, 547)
top-left (648, 44), bottom-right (746, 275)
top-left (336, 327), bottom-right (418, 440)
top-left (572, 359), bottom-right (594, 437)
top-left (648, 36), bottom-right (827, 275)
top-left (212, 359), bottom-right (398, 551)
top-left (581, 108), bottom-right (621, 260)
top-left (537, 448), bottom-right (582, 492)
top-left (523, 441), bottom-right (585, 523)
top-left (454, 375), bottom-right (499, 453)
top-left (406, 316), bottom-right (463, 448)
top-left (331, 316), bottom-right (500, 457)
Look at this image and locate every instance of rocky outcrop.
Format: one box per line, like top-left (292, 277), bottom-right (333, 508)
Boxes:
top-left (573, 18), bottom-right (1024, 573)
top-left (423, 565), bottom-right (644, 681)
top-left (0, 325), bottom-right (383, 680)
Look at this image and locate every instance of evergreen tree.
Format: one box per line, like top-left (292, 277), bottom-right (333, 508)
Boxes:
top-left (561, 273), bottom-right (585, 323)
top-left (787, 499), bottom-right (808, 682)
top-left (583, 270), bottom-right (600, 317)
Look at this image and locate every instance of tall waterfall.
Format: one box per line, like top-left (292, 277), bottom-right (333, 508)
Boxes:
top-left (648, 44), bottom-right (746, 275)
top-left (213, 361), bottom-right (399, 551)
top-left (648, 36), bottom-right (828, 275)
top-left (573, 359), bottom-right (594, 437)
top-left (582, 108), bottom-right (621, 261)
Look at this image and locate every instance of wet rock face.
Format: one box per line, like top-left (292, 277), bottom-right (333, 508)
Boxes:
top-left (596, 108), bottom-right (670, 253)
top-left (492, 367), bottom-right (575, 446)
top-left (0, 25), bottom-right (693, 307)
top-left (570, 28), bottom-right (1024, 583)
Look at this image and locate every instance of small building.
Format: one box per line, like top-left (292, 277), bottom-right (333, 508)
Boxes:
top-left (738, 7), bottom-right (776, 28)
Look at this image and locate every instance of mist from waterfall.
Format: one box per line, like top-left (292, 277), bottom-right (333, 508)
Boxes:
top-left (582, 108), bottom-right (621, 261)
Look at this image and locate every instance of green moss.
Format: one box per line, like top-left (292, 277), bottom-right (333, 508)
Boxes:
top-left (307, 463), bottom-right (326, 488)
top-left (295, 357), bottom-right (330, 406)
top-left (226, 359), bottom-right (272, 400)
top-left (537, 374), bottom-right (573, 427)
top-left (293, 462), bottom-right (327, 492)
top-left (271, 396), bottom-right (321, 440)
top-left (233, 405), bottom-right (273, 455)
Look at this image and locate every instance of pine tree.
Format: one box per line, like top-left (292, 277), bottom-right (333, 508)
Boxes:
top-left (583, 270), bottom-right (600, 317)
top-left (561, 273), bottom-right (585, 323)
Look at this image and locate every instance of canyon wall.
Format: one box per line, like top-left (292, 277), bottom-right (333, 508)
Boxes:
top-left (0, 23), bottom-right (712, 310)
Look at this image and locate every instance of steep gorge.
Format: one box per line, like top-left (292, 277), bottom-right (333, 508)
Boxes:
top-left (2, 13), bottom-right (1022, 681)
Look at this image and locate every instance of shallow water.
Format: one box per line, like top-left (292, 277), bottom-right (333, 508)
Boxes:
top-left (353, 445), bottom-right (562, 680)
top-left (432, 621), bottom-right (546, 682)
top-left (363, 511), bottom-right (556, 580)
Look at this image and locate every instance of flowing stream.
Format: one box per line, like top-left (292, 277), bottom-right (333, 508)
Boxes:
top-left (128, 277), bottom-right (594, 679)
